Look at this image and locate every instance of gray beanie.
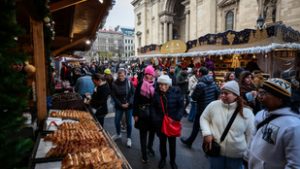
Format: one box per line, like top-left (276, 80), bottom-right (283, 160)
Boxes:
top-left (222, 80), bottom-right (240, 96)
top-left (157, 75), bottom-right (172, 86)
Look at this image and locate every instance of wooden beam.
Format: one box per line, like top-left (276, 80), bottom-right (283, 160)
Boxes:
top-left (31, 18), bottom-right (47, 123)
top-left (90, 1), bottom-right (109, 36)
top-left (52, 37), bottom-right (87, 56)
top-left (50, 0), bottom-right (88, 12)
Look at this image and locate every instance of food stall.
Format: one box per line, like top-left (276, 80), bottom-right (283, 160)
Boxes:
top-left (137, 24), bottom-right (300, 83)
top-left (7, 0), bottom-right (133, 168)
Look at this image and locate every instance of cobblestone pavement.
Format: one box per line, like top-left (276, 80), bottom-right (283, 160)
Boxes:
top-left (104, 113), bottom-right (210, 169)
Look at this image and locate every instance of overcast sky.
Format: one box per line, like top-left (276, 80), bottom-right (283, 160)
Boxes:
top-left (104, 0), bottom-right (134, 29)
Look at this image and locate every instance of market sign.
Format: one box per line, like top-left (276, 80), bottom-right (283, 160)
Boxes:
top-left (161, 40), bottom-right (187, 54)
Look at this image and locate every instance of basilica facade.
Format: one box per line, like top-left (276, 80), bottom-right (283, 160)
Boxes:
top-left (131, 0), bottom-right (300, 54)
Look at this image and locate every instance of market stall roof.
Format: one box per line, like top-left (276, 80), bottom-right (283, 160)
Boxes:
top-left (137, 24), bottom-right (300, 59)
top-left (17, 0), bottom-right (114, 56)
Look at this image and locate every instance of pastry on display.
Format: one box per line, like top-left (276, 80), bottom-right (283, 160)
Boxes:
top-left (50, 110), bottom-right (93, 120)
top-left (58, 120), bottom-right (98, 131)
top-left (61, 147), bottom-right (123, 169)
top-left (44, 130), bottom-right (105, 144)
top-left (46, 142), bottom-right (107, 158)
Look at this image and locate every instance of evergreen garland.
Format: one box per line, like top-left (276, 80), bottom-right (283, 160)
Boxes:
top-left (0, 0), bottom-right (33, 168)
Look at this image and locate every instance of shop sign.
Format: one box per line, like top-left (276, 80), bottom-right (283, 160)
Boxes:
top-left (161, 40), bottom-right (187, 54)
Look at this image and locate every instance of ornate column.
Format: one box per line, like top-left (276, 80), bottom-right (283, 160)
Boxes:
top-left (164, 21), bottom-right (168, 43)
top-left (185, 11), bottom-right (190, 41)
top-left (168, 22), bottom-right (173, 40)
top-left (182, 0), bottom-right (190, 41)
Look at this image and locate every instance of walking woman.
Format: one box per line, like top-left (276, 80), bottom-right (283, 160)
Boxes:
top-left (133, 65), bottom-right (156, 163)
top-left (152, 75), bottom-right (184, 169)
top-left (200, 81), bottom-right (255, 169)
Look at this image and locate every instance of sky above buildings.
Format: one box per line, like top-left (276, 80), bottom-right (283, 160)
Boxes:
top-left (104, 0), bottom-right (134, 29)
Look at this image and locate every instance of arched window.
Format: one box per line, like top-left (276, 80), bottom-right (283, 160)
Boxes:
top-left (225, 11), bottom-right (234, 30)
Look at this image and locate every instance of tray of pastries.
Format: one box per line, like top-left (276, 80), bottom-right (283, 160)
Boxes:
top-left (50, 110), bottom-right (93, 121)
top-left (61, 147), bottom-right (123, 169)
top-left (31, 108), bottom-right (131, 169)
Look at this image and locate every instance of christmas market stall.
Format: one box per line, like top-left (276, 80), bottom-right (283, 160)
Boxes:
top-left (137, 24), bottom-right (300, 83)
top-left (1, 0), bottom-right (133, 168)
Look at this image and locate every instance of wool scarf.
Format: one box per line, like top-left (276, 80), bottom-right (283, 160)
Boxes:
top-left (140, 78), bottom-right (154, 98)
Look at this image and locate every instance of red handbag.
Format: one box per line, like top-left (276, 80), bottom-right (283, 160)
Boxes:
top-left (160, 96), bottom-right (181, 137)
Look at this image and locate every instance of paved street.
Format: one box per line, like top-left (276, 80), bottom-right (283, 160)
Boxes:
top-left (104, 113), bottom-right (210, 169)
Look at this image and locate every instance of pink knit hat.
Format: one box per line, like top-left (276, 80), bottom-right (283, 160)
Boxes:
top-left (144, 65), bottom-right (155, 76)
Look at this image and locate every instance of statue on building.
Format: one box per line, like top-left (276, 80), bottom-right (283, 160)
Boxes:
top-left (263, 0), bottom-right (277, 23)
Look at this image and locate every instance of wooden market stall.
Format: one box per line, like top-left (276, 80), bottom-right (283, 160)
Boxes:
top-left (16, 0), bottom-right (115, 125)
top-left (137, 24), bottom-right (300, 83)
top-left (12, 1), bottom-right (134, 169)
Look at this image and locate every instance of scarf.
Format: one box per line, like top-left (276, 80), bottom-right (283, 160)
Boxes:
top-left (140, 78), bottom-right (154, 98)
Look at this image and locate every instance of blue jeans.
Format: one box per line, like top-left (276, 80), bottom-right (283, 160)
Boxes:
top-left (188, 100), bottom-right (197, 122)
top-left (209, 156), bottom-right (244, 169)
top-left (115, 108), bottom-right (132, 138)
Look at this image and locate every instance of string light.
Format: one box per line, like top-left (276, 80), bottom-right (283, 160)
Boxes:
top-left (85, 40), bottom-right (91, 45)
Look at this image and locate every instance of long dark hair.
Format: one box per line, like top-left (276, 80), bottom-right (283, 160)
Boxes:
top-left (236, 96), bottom-right (245, 118)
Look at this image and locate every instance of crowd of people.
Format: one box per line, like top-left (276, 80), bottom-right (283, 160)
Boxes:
top-left (58, 59), bottom-right (300, 169)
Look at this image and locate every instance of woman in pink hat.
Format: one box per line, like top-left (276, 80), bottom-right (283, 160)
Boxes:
top-left (133, 65), bottom-right (156, 163)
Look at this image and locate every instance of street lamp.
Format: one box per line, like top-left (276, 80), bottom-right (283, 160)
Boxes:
top-left (256, 15), bottom-right (265, 30)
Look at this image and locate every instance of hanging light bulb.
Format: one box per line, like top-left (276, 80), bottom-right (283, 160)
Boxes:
top-left (252, 54), bottom-right (256, 59)
top-left (85, 40), bottom-right (91, 45)
top-left (99, 0), bottom-right (103, 3)
top-left (220, 56), bottom-right (223, 60)
top-left (264, 54), bottom-right (268, 58)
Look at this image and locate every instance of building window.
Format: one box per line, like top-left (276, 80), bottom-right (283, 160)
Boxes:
top-left (137, 13), bottom-right (141, 25)
top-left (225, 11), bottom-right (234, 31)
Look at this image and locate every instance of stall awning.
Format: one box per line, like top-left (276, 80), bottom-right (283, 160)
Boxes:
top-left (137, 24), bottom-right (300, 59)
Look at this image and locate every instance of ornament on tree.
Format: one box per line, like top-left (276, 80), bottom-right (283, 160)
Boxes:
top-left (24, 61), bottom-right (36, 75)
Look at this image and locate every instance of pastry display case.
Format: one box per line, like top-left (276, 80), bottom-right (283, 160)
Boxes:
top-left (30, 109), bottom-right (132, 169)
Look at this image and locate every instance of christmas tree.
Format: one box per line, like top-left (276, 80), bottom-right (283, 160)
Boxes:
top-left (0, 0), bottom-right (33, 168)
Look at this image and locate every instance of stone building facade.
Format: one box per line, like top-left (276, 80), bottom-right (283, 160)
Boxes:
top-left (131, 0), bottom-right (300, 54)
top-left (119, 27), bottom-right (135, 57)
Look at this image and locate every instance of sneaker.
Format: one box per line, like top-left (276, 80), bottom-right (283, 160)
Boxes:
top-left (121, 128), bottom-right (127, 133)
top-left (112, 134), bottom-right (122, 141)
top-left (126, 138), bottom-right (132, 148)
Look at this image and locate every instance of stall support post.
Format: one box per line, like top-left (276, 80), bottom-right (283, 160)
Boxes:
top-left (31, 18), bottom-right (47, 124)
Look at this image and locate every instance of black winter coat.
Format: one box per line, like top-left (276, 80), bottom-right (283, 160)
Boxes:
top-left (151, 87), bottom-right (184, 132)
top-left (133, 81), bottom-right (154, 130)
top-left (90, 82), bottom-right (111, 116)
top-left (111, 79), bottom-right (135, 110)
top-left (192, 75), bottom-right (220, 114)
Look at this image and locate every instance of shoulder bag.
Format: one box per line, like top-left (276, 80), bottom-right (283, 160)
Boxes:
top-left (160, 96), bottom-right (182, 137)
top-left (202, 108), bottom-right (239, 157)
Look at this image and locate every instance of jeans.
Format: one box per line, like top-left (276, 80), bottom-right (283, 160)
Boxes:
top-left (159, 133), bottom-right (176, 163)
top-left (209, 156), bottom-right (244, 169)
top-left (188, 100), bottom-right (197, 122)
top-left (115, 108), bottom-right (132, 138)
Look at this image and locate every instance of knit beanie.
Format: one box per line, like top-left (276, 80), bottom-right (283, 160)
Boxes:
top-left (261, 78), bottom-right (291, 99)
top-left (104, 68), bottom-right (111, 75)
top-left (144, 65), bottom-right (155, 76)
top-left (222, 80), bottom-right (240, 96)
top-left (157, 75), bottom-right (172, 86)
